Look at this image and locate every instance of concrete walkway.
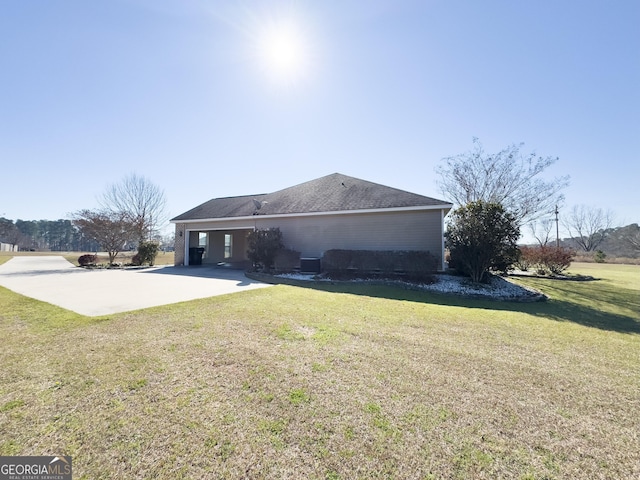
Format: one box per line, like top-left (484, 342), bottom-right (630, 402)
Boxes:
top-left (0, 256), bottom-right (272, 316)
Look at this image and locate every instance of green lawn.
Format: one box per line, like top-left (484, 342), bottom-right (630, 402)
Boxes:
top-left (0, 262), bottom-right (638, 479)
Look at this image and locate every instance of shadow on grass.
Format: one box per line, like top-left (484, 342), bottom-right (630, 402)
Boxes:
top-left (285, 278), bottom-right (640, 335)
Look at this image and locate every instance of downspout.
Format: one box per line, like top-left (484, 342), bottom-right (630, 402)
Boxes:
top-left (441, 209), bottom-right (446, 271)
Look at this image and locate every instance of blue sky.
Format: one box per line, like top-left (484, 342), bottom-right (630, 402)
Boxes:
top-left (2, 0), bottom-right (638, 238)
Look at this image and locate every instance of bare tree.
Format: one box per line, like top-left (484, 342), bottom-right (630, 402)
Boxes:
top-left (436, 138), bottom-right (570, 224)
top-left (100, 173), bottom-right (167, 242)
top-left (563, 205), bottom-right (615, 252)
top-left (528, 218), bottom-right (555, 246)
top-left (72, 210), bottom-right (138, 265)
top-left (621, 224), bottom-right (640, 253)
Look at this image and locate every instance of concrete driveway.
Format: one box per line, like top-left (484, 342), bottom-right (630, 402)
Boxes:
top-left (0, 256), bottom-right (272, 316)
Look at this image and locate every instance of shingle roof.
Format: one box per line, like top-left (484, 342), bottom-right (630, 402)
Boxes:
top-left (171, 173), bottom-right (452, 221)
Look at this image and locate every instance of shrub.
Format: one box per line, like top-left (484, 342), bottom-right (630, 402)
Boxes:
top-left (594, 250), bottom-right (606, 263)
top-left (322, 249), bottom-right (438, 280)
top-left (517, 245), bottom-right (575, 275)
top-left (395, 251), bottom-right (439, 274)
top-left (273, 248), bottom-right (301, 272)
top-left (540, 246), bottom-right (575, 274)
top-left (131, 253), bottom-right (142, 266)
top-left (446, 201), bottom-right (520, 283)
top-left (321, 250), bottom-right (354, 273)
top-left (78, 254), bottom-right (97, 266)
top-left (247, 228), bottom-right (285, 271)
top-left (136, 241), bottom-right (160, 266)
top-left (514, 246), bottom-right (533, 271)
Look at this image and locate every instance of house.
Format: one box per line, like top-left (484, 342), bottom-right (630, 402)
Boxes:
top-left (170, 173), bottom-right (453, 270)
top-left (0, 241), bottom-right (17, 252)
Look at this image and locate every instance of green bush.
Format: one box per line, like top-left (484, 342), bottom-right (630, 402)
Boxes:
top-left (594, 250), bottom-right (606, 263)
top-left (78, 254), bottom-right (97, 266)
top-left (446, 201), bottom-right (520, 282)
top-left (247, 228), bottom-right (285, 271)
top-left (136, 241), bottom-right (160, 266)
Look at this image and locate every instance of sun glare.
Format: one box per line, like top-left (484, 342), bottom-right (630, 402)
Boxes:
top-left (255, 16), bottom-right (314, 88)
top-left (263, 27), bottom-right (300, 74)
top-left (221, 4), bottom-right (319, 90)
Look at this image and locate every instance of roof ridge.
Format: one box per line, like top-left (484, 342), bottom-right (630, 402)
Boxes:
top-left (171, 173), bottom-right (451, 222)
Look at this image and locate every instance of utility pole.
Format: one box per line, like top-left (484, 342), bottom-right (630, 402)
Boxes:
top-left (555, 205), bottom-right (560, 248)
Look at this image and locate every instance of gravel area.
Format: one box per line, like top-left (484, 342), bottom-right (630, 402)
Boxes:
top-left (275, 272), bottom-right (546, 302)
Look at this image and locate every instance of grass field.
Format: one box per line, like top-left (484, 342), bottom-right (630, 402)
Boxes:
top-left (0, 262), bottom-right (638, 479)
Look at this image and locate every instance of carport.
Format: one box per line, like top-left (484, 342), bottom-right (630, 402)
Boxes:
top-left (183, 227), bottom-right (253, 269)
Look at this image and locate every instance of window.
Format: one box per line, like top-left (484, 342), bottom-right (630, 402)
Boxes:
top-left (198, 233), bottom-right (207, 259)
top-left (224, 234), bottom-right (232, 259)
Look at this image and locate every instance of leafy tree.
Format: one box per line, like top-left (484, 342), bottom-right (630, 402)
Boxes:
top-left (72, 210), bottom-right (137, 265)
top-left (0, 218), bottom-right (21, 250)
top-left (436, 138), bottom-right (569, 224)
top-left (247, 228), bottom-right (284, 271)
top-left (14, 220), bottom-right (40, 250)
top-left (100, 173), bottom-right (167, 242)
top-left (563, 205), bottom-right (615, 252)
top-left (42, 219), bottom-right (76, 251)
top-left (446, 201), bottom-right (520, 283)
top-left (0, 217), bottom-right (14, 237)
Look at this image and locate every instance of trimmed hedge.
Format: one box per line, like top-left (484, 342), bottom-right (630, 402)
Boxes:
top-left (322, 249), bottom-right (439, 277)
top-left (273, 248), bottom-right (301, 273)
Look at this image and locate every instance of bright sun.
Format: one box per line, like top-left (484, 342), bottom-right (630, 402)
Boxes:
top-left (256, 18), bottom-right (312, 87)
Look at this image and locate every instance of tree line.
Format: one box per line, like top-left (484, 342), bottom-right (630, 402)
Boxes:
top-left (1, 174), bottom-right (172, 262)
top-left (0, 218), bottom-right (101, 252)
top-left (560, 223), bottom-right (640, 258)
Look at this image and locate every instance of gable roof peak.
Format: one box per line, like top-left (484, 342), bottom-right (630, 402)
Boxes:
top-left (171, 172), bottom-right (451, 222)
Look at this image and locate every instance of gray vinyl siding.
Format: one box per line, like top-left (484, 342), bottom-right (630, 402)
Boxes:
top-left (255, 210), bottom-right (442, 259)
top-left (176, 209), bottom-right (445, 267)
